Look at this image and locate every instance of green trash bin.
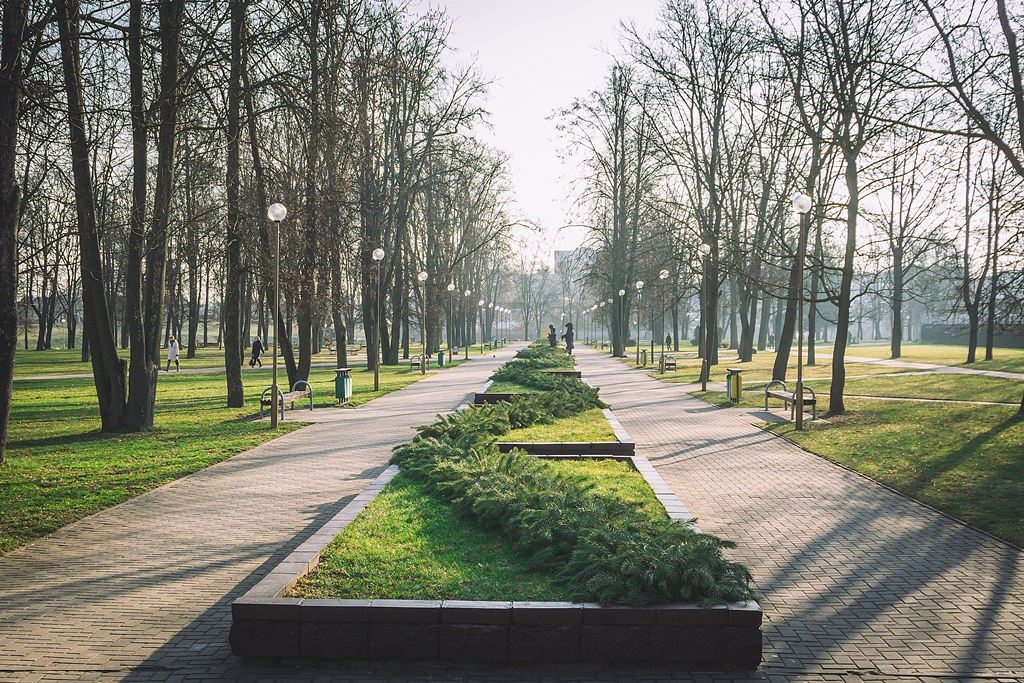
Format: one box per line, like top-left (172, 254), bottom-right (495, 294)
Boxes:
top-left (437, 350), bottom-right (445, 367)
top-left (335, 367), bottom-right (352, 404)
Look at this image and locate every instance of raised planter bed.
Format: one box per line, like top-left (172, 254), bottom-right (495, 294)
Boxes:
top-left (543, 368), bottom-right (582, 378)
top-left (474, 391), bottom-right (537, 404)
top-left (229, 418), bottom-right (759, 667)
top-left (497, 441), bottom-right (634, 456)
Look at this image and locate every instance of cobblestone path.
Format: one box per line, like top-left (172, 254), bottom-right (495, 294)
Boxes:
top-left (575, 346), bottom-right (1024, 683)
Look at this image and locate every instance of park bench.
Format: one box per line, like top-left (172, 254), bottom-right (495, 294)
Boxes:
top-left (260, 380), bottom-right (313, 419)
top-left (409, 354), bottom-right (431, 371)
top-left (764, 379), bottom-right (817, 420)
top-left (664, 356), bottom-right (677, 372)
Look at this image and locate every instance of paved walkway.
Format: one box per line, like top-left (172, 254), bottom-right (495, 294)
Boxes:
top-left (575, 346), bottom-right (1024, 683)
top-left (0, 346), bottom-right (517, 683)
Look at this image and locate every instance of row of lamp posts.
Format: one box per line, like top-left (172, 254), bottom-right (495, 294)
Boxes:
top-left (266, 193), bottom-right (811, 431)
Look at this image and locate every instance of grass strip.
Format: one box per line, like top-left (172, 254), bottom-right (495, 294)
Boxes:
top-left (290, 456), bottom-right (667, 601)
top-left (503, 407), bottom-right (616, 443)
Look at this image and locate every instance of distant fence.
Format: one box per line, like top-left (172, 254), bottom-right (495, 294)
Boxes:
top-left (920, 324), bottom-right (1024, 348)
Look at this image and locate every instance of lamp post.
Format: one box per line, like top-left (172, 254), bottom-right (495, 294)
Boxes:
top-left (371, 247), bottom-right (385, 391)
top-left (488, 302), bottom-right (494, 348)
top-left (464, 289), bottom-right (471, 359)
top-left (267, 203), bottom-right (287, 428)
top-left (659, 269), bottom-right (669, 372)
top-left (697, 243), bottom-right (711, 389)
top-left (617, 288), bottom-right (626, 356)
top-left (417, 271), bottom-right (428, 374)
top-left (792, 193), bottom-right (812, 430)
top-left (477, 299), bottom-right (484, 353)
top-left (447, 282), bottom-right (455, 355)
top-left (635, 281), bottom-right (644, 365)
top-left (600, 300), bottom-right (608, 347)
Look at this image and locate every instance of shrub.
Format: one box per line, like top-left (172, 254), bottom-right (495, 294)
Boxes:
top-left (389, 342), bottom-right (755, 606)
top-left (391, 440), bottom-right (754, 605)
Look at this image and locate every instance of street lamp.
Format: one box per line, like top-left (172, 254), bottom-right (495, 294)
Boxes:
top-left (792, 193), bottom-right (812, 430)
top-left (447, 283), bottom-right (455, 355)
top-left (635, 280), bottom-right (644, 365)
top-left (697, 243), bottom-right (711, 389)
top-left (478, 299), bottom-right (485, 353)
top-left (267, 203), bottom-right (287, 428)
top-left (659, 269), bottom-right (670, 372)
top-left (487, 302), bottom-right (494, 348)
top-left (372, 247), bottom-right (385, 391)
top-left (464, 290), bottom-right (472, 359)
top-left (417, 271), bottom-right (428, 374)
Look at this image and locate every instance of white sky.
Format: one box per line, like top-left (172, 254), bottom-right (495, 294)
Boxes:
top-left (417, 0), bottom-right (663, 258)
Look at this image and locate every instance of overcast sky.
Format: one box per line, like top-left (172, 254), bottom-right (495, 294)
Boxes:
top-left (416, 0), bottom-right (663, 257)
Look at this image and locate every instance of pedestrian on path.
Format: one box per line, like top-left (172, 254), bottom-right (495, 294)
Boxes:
top-left (768, 332), bottom-right (775, 349)
top-left (548, 324), bottom-right (557, 348)
top-left (562, 322), bottom-right (575, 354)
top-left (249, 336), bottom-right (263, 368)
top-left (165, 335), bottom-right (179, 372)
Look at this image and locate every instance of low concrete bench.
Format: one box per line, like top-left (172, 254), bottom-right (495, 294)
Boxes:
top-left (260, 381), bottom-right (313, 419)
top-left (764, 380), bottom-right (817, 420)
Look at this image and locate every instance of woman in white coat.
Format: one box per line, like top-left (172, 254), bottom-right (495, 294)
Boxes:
top-left (166, 335), bottom-right (180, 372)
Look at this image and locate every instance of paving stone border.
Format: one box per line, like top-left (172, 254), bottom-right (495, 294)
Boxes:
top-left (230, 411), bottom-right (758, 668)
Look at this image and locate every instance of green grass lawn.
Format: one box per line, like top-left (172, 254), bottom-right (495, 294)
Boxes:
top-left (484, 380), bottom-right (536, 394)
top-left (502, 407), bottom-right (616, 442)
top-left (288, 458), bottom-right (661, 601)
top-left (1, 358), bottom-right (440, 554)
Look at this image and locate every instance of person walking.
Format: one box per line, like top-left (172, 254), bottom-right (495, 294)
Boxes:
top-left (768, 332), bottom-right (775, 350)
top-left (249, 335), bottom-right (263, 368)
top-left (165, 335), bottom-right (179, 372)
top-left (561, 322), bottom-right (575, 354)
top-left (547, 324), bottom-right (557, 348)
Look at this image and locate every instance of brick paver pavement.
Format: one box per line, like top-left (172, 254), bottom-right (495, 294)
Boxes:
top-left (574, 346), bottom-right (1024, 683)
top-left (3, 343), bottom-right (1022, 683)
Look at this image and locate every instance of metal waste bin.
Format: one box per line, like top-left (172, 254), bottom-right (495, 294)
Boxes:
top-left (726, 367), bottom-right (744, 403)
top-left (641, 349), bottom-right (647, 367)
top-left (437, 350), bottom-right (445, 367)
top-left (335, 367), bottom-right (352, 404)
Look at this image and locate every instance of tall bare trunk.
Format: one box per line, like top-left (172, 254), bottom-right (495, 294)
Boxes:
top-left (829, 153), bottom-right (859, 416)
top-left (223, 0), bottom-right (244, 407)
top-left (58, 0), bottom-right (127, 431)
top-left (0, 0), bottom-right (26, 464)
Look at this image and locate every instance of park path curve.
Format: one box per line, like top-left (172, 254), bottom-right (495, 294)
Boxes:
top-left (0, 345), bottom-right (517, 682)
top-left (575, 346), bottom-right (1024, 682)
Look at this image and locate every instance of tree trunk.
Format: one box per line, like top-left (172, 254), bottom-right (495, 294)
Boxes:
top-left (223, 0), bottom-right (245, 407)
top-left (0, 0), bottom-right (26, 464)
top-left (58, 0), bottom-right (127, 431)
top-left (891, 247), bottom-right (903, 359)
top-left (807, 218), bottom-right (821, 365)
top-left (829, 152), bottom-right (860, 417)
top-left (757, 296), bottom-right (770, 351)
top-left (772, 258), bottom-right (800, 381)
